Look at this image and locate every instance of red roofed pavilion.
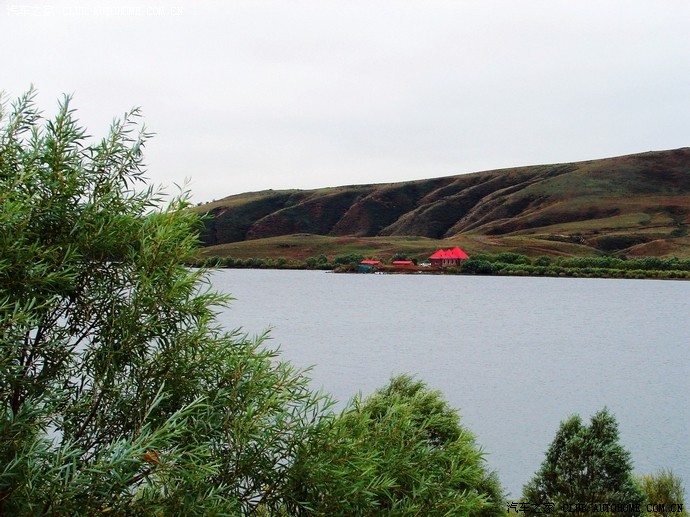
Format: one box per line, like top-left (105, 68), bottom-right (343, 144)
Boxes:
top-left (429, 246), bottom-right (469, 268)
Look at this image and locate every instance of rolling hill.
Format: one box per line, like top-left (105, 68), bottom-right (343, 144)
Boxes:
top-left (195, 148), bottom-right (690, 259)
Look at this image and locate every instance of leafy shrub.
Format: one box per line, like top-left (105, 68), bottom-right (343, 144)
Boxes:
top-left (637, 469), bottom-right (687, 516)
top-left (333, 253), bottom-right (364, 266)
top-left (0, 89), bottom-right (332, 515)
top-left (522, 409), bottom-right (645, 515)
top-left (288, 375), bottom-right (505, 515)
top-left (305, 254), bottom-right (332, 269)
top-left (461, 259), bottom-right (496, 275)
top-left (1, 89), bottom-right (503, 515)
top-left (495, 252), bottom-right (532, 265)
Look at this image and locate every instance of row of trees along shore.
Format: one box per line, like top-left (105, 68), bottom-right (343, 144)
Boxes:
top-left (199, 252), bottom-right (690, 280)
top-left (1, 90), bottom-right (687, 515)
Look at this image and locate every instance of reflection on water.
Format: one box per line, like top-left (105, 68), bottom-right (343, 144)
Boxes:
top-left (211, 269), bottom-right (690, 497)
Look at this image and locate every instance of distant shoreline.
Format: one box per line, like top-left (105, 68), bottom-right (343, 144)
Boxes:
top-left (196, 254), bottom-right (690, 281)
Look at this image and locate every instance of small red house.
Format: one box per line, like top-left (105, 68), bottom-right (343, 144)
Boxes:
top-left (429, 247), bottom-right (469, 267)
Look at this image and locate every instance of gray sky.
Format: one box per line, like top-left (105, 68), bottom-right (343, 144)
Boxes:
top-left (3, 0), bottom-right (690, 203)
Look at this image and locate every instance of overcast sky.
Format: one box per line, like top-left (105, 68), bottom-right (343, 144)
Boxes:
top-left (3, 1), bottom-right (690, 203)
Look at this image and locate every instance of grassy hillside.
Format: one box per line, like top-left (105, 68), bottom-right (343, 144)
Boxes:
top-left (195, 148), bottom-right (690, 259)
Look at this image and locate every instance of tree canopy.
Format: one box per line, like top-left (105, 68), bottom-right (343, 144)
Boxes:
top-left (522, 408), bottom-right (645, 516)
top-left (0, 89), bottom-right (502, 515)
top-left (0, 89), bottom-right (331, 514)
top-left (287, 374), bottom-right (505, 516)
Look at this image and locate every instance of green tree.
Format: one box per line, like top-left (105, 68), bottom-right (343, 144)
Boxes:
top-left (638, 469), bottom-right (687, 516)
top-left (522, 408), bottom-right (645, 516)
top-left (333, 253), bottom-right (364, 267)
top-left (460, 258), bottom-right (496, 275)
top-left (1, 90), bottom-right (502, 515)
top-left (0, 89), bottom-right (330, 515)
top-left (494, 252), bottom-right (531, 265)
top-left (287, 375), bottom-right (505, 516)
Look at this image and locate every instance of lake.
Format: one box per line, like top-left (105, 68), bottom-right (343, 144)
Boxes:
top-left (210, 269), bottom-right (690, 498)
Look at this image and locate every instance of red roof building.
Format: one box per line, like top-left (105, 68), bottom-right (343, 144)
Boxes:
top-left (358, 259), bottom-right (382, 273)
top-left (429, 247), bottom-right (469, 268)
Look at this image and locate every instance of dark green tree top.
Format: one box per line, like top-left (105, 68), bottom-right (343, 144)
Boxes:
top-left (287, 374), bottom-right (505, 516)
top-left (522, 408), bottom-right (645, 516)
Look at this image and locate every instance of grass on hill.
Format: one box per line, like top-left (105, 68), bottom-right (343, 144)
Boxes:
top-left (197, 233), bottom-right (616, 263)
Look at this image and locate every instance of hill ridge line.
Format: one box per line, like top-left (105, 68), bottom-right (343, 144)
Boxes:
top-left (196, 147), bottom-right (690, 257)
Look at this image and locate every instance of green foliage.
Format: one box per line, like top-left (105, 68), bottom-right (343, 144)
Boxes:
top-left (0, 89), bottom-right (331, 515)
top-left (333, 253), bottom-right (364, 266)
top-left (287, 375), bottom-right (505, 516)
top-left (461, 258), bottom-right (496, 275)
top-left (637, 469), bottom-right (687, 516)
top-left (494, 252), bottom-right (532, 265)
top-left (456, 253), bottom-right (690, 279)
top-left (522, 408), bottom-right (645, 516)
top-left (1, 90), bottom-right (506, 515)
top-left (305, 254), bottom-right (332, 270)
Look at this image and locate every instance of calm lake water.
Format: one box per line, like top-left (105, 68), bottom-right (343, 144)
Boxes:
top-left (210, 269), bottom-right (690, 498)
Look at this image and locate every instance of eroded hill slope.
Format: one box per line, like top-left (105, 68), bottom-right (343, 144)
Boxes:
top-left (197, 148), bottom-right (690, 256)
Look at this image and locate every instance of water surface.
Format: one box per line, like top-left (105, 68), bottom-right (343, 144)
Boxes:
top-left (211, 269), bottom-right (690, 498)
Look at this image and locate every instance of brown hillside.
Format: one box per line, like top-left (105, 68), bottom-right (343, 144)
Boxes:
top-left (196, 148), bottom-right (690, 257)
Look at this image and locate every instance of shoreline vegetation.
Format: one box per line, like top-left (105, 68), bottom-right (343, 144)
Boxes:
top-left (193, 252), bottom-right (690, 280)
